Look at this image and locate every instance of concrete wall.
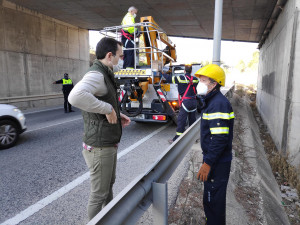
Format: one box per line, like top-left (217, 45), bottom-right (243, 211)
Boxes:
top-left (0, 0), bottom-right (89, 109)
top-left (257, 0), bottom-right (300, 166)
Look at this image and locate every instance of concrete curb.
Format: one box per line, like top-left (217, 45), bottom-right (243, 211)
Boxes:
top-left (227, 94), bottom-right (290, 225)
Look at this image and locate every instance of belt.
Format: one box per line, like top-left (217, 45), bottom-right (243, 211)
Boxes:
top-left (83, 142), bottom-right (118, 151)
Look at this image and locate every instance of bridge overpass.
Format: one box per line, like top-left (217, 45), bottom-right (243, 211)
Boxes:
top-left (0, 0), bottom-right (299, 190)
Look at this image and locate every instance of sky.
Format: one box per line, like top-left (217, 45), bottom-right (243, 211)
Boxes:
top-left (89, 30), bottom-right (259, 68)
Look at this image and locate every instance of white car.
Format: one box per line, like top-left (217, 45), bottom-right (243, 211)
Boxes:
top-left (0, 104), bottom-right (27, 149)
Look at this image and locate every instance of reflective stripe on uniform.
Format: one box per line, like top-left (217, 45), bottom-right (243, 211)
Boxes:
top-left (202, 112), bottom-right (234, 120)
top-left (62, 79), bottom-right (72, 85)
top-left (177, 76), bottom-right (189, 83)
top-left (176, 132), bottom-right (183, 136)
top-left (210, 127), bottom-right (229, 134)
top-left (182, 103), bottom-right (197, 113)
top-left (176, 76), bottom-right (199, 84)
top-left (172, 76), bottom-right (176, 84)
top-left (124, 39), bottom-right (134, 48)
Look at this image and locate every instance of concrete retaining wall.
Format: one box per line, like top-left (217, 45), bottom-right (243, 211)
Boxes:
top-left (0, 0), bottom-right (89, 109)
top-left (257, 0), bottom-right (300, 166)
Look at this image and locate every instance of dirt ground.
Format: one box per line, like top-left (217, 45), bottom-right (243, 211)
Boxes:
top-left (168, 85), bottom-right (300, 225)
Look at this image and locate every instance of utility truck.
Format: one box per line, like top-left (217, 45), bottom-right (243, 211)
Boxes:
top-left (100, 16), bottom-right (198, 124)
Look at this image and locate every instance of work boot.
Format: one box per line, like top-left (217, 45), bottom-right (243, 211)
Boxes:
top-left (69, 109), bottom-right (75, 112)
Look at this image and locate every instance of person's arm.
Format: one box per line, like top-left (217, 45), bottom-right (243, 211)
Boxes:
top-left (120, 113), bottom-right (131, 127)
top-left (197, 101), bottom-right (233, 181)
top-left (162, 73), bottom-right (174, 84)
top-left (203, 102), bottom-right (233, 167)
top-left (53, 79), bottom-right (63, 84)
top-left (68, 71), bottom-right (112, 115)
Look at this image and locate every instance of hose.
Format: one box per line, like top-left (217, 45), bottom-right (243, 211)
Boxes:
top-left (120, 83), bottom-right (144, 117)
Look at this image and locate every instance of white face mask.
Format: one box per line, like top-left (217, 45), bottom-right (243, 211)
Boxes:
top-left (133, 13), bottom-right (137, 18)
top-left (197, 82), bottom-right (208, 96)
top-left (113, 64), bottom-right (121, 72)
top-left (111, 59), bottom-right (123, 72)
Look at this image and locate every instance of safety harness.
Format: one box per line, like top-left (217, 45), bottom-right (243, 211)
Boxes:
top-left (121, 29), bottom-right (134, 40)
top-left (121, 29), bottom-right (135, 48)
top-left (179, 75), bottom-right (197, 112)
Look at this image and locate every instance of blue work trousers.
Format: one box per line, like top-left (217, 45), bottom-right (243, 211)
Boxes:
top-left (121, 35), bottom-right (134, 69)
top-left (173, 99), bottom-right (197, 141)
top-left (203, 161), bottom-right (231, 225)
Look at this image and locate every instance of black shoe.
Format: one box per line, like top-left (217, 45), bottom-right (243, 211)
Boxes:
top-left (64, 111), bottom-right (68, 113)
top-left (69, 110), bottom-right (75, 112)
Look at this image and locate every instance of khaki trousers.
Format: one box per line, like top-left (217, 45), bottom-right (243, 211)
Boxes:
top-left (82, 146), bottom-right (117, 220)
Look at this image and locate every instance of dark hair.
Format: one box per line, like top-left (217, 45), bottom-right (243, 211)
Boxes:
top-left (185, 65), bottom-right (192, 74)
top-left (209, 78), bottom-right (221, 90)
top-left (96, 37), bottom-right (123, 60)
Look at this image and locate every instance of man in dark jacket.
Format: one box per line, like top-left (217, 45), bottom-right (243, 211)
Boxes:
top-left (163, 64), bottom-right (199, 143)
top-left (68, 38), bottom-right (130, 220)
top-left (195, 64), bottom-right (234, 225)
top-left (53, 73), bottom-right (74, 113)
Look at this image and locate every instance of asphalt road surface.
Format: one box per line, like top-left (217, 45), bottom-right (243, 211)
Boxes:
top-left (0, 106), bottom-right (185, 225)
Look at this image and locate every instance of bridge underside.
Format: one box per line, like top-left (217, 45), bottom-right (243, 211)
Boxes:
top-left (7, 0), bottom-right (278, 43)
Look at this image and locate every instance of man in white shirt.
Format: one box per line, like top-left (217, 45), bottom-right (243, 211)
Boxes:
top-left (68, 37), bottom-right (130, 220)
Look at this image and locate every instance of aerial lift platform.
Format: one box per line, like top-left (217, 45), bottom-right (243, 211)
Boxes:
top-left (100, 16), bottom-right (180, 124)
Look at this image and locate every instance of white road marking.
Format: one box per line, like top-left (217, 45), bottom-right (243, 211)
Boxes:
top-left (23, 107), bottom-right (63, 115)
top-left (26, 118), bottom-right (82, 133)
top-left (117, 123), bottom-right (170, 159)
top-left (1, 123), bottom-right (170, 225)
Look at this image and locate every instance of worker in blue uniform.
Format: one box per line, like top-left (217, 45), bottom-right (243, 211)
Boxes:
top-left (195, 64), bottom-right (234, 225)
top-left (163, 64), bottom-right (199, 143)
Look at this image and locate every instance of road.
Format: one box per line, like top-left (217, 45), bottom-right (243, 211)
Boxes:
top-left (0, 106), bottom-right (186, 225)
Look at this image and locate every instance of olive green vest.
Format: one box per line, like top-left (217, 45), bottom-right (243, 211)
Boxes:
top-left (82, 60), bottom-right (122, 147)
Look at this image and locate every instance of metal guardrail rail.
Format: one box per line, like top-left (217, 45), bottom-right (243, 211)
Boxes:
top-left (88, 85), bottom-right (234, 225)
top-left (88, 118), bottom-right (200, 225)
top-left (0, 93), bottom-right (63, 104)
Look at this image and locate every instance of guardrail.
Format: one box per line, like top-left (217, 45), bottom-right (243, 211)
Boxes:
top-left (88, 85), bottom-right (235, 225)
top-left (0, 93), bottom-right (63, 104)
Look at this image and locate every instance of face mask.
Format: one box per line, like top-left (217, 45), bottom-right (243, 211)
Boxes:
top-left (113, 64), bottom-right (121, 72)
top-left (133, 13), bottom-right (136, 18)
top-left (113, 59), bottom-right (123, 72)
top-left (109, 57), bottom-right (123, 72)
top-left (197, 82), bottom-right (208, 96)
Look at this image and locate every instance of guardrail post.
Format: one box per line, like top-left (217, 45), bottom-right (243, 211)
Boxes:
top-left (152, 182), bottom-right (168, 225)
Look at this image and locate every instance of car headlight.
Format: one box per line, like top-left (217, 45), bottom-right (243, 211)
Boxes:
top-left (13, 108), bottom-right (21, 113)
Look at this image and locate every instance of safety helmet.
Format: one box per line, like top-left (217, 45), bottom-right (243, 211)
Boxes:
top-left (194, 64), bottom-right (225, 86)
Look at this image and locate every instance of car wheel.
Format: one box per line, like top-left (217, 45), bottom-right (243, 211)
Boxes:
top-left (0, 120), bottom-right (19, 150)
